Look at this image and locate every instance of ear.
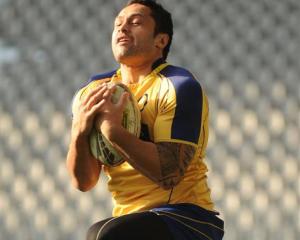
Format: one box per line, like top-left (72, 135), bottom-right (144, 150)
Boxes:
top-left (154, 33), bottom-right (169, 50)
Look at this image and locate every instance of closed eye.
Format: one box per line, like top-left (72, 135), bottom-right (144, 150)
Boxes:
top-left (131, 21), bottom-right (141, 25)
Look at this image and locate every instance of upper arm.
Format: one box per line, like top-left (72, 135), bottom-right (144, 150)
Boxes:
top-left (152, 70), bottom-right (204, 189)
top-left (154, 74), bottom-right (203, 145)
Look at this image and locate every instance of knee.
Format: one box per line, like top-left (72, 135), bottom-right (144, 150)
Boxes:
top-left (86, 223), bottom-right (99, 240)
top-left (86, 218), bottom-right (118, 240)
top-left (95, 219), bottom-right (119, 240)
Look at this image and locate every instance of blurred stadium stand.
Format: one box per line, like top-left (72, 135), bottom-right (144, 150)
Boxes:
top-left (0, 0), bottom-right (299, 239)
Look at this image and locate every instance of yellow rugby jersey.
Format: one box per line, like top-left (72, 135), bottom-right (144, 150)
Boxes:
top-left (74, 60), bottom-right (214, 217)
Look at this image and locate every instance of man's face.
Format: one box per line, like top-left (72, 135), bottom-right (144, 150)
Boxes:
top-left (112, 4), bottom-right (158, 63)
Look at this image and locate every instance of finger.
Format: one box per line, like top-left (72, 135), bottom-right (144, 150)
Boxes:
top-left (86, 98), bottom-right (107, 118)
top-left (102, 86), bottom-right (114, 99)
top-left (81, 83), bottom-right (108, 105)
top-left (85, 86), bottom-right (111, 110)
top-left (102, 85), bottom-right (116, 104)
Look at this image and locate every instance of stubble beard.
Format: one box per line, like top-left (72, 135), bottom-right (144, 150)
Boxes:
top-left (113, 44), bottom-right (143, 63)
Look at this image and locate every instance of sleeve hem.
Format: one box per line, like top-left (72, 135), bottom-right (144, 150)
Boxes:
top-left (154, 138), bottom-right (198, 148)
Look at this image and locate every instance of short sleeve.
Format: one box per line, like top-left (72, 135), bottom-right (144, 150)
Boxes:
top-left (153, 76), bottom-right (203, 146)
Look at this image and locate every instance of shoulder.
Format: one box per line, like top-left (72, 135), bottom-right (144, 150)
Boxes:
top-left (76, 69), bottom-right (117, 92)
top-left (71, 69), bottom-right (117, 114)
top-left (77, 69), bottom-right (117, 94)
top-left (159, 65), bottom-right (203, 97)
top-left (77, 69), bottom-right (117, 95)
top-left (81, 69), bottom-right (117, 95)
top-left (88, 69), bottom-right (117, 83)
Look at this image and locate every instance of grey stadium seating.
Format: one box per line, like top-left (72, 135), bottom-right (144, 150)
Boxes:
top-left (0, 0), bottom-right (299, 239)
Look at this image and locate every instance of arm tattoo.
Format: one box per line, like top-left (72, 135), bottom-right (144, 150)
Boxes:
top-left (156, 142), bottom-right (196, 189)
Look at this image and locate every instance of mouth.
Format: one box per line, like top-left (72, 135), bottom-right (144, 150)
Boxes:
top-left (117, 36), bottom-right (131, 44)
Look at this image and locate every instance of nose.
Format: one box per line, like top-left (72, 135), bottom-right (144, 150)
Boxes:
top-left (118, 20), bottom-right (129, 33)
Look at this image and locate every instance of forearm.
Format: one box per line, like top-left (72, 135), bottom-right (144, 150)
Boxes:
top-left (66, 133), bottom-right (101, 191)
top-left (109, 125), bottom-right (160, 179)
top-left (107, 125), bottom-right (195, 189)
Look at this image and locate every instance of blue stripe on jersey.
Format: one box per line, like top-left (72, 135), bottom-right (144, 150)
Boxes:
top-left (71, 70), bottom-right (116, 117)
top-left (88, 70), bottom-right (117, 83)
top-left (160, 65), bottom-right (203, 144)
top-left (77, 70), bottom-right (117, 90)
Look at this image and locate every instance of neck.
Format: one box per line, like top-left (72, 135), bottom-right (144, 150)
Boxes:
top-left (119, 57), bottom-right (161, 84)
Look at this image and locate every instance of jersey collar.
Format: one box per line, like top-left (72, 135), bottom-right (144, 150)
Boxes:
top-left (151, 58), bottom-right (166, 70)
top-left (114, 58), bottom-right (169, 82)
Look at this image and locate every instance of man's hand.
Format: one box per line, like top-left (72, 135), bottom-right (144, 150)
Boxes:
top-left (72, 83), bottom-right (112, 138)
top-left (95, 88), bottom-right (129, 141)
top-left (67, 83), bottom-right (115, 192)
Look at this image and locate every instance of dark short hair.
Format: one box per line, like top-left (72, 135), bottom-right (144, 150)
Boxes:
top-left (126, 0), bottom-right (173, 60)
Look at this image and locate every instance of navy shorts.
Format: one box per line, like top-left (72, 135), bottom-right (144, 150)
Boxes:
top-left (150, 203), bottom-right (224, 240)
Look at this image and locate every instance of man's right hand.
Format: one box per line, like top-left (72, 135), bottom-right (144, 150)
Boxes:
top-left (71, 83), bottom-right (113, 138)
top-left (66, 83), bottom-right (112, 191)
